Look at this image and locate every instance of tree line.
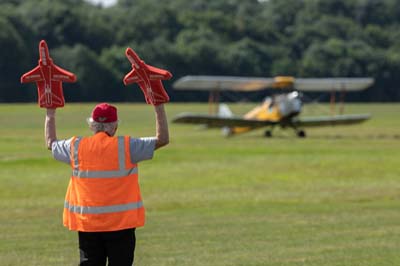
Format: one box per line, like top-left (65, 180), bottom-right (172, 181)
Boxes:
top-left (1, 0), bottom-right (400, 103)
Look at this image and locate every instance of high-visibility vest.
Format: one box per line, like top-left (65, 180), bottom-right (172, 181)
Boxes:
top-left (63, 132), bottom-right (145, 232)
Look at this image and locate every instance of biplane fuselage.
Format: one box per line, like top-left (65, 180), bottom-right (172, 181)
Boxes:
top-left (230, 92), bottom-right (301, 135)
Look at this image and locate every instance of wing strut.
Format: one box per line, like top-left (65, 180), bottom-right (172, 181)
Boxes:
top-left (330, 82), bottom-right (348, 115)
top-left (208, 89), bottom-right (220, 114)
top-left (339, 84), bottom-right (347, 115)
top-left (330, 88), bottom-right (336, 115)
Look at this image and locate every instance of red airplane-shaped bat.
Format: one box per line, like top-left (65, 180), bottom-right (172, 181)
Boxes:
top-left (123, 48), bottom-right (172, 105)
top-left (21, 40), bottom-right (77, 108)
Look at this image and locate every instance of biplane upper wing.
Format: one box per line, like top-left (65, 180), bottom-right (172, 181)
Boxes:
top-left (173, 113), bottom-right (278, 128)
top-left (173, 75), bottom-right (274, 91)
top-left (173, 75), bottom-right (374, 91)
top-left (293, 113), bottom-right (371, 127)
top-left (294, 78), bottom-right (374, 91)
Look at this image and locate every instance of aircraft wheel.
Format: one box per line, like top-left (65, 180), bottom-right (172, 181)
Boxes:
top-left (264, 130), bottom-right (272, 138)
top-left (297, 130), bottom-right (306, 138)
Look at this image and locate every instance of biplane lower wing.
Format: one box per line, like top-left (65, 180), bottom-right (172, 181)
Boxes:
top-left (293, 113), bottom-right (371, 127)
top-left (172, 113), bottom-right (278, 128)
top-left (173, 113), bottom-right (371, 130)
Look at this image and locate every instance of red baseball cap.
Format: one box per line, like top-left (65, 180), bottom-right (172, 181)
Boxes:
top-left (91, 103), bottom-right (118, 123)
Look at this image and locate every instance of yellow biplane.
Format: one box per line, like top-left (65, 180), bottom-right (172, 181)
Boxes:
top-left (172, 75), bottom-right (374, 137)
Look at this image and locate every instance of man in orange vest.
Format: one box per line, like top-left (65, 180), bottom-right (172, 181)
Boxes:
top-left (45, 102), bottom-right (169, 266)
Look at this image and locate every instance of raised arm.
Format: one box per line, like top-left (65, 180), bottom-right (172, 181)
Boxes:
top-left (154, 104), bottom-right (169, 150)
top-left (45, 108), bottom-right (57, 150)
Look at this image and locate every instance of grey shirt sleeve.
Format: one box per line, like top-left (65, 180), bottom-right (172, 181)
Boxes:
top-left (51, 136), bottom-right (155, 165)
top-left (129, 137), bottom-right (156, 163)
top-left (51, 138), bottom-right (73, 164)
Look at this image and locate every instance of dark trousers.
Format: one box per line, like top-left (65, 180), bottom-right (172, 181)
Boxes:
top-left (78, 228), bottom-right (136, 266)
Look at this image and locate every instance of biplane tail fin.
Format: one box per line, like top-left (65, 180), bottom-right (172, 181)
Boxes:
top-left (218, 103), bottom-right (234, 118)
top-left (218, 104), bottom-right (234, 136)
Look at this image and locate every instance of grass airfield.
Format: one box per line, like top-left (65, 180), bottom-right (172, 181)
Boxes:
top-left (0, 103), bottom-right (399, 266)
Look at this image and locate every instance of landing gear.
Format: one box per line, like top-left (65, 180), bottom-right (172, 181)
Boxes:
top-left (297, 130), bottom-right (306, 138)
top-left (264, 130), bottom-right (272, 137)
top-left (263, 127), bottom-right (305, 138)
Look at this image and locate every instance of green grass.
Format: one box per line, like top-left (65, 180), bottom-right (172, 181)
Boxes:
top-left (0, 103), bottom-right (399, 266)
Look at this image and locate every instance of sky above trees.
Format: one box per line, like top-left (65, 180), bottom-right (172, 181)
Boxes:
top-left (85, 0), bottom-right (116, 7)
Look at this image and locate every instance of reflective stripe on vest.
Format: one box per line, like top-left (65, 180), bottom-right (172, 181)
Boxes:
top-left (72, 136), bottom-right (136, 178)
top-left (64, 200), bottom-right (143, 214)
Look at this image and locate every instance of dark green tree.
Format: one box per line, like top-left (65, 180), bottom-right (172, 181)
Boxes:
top-left (52, 44), bottom-right (121, 102)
